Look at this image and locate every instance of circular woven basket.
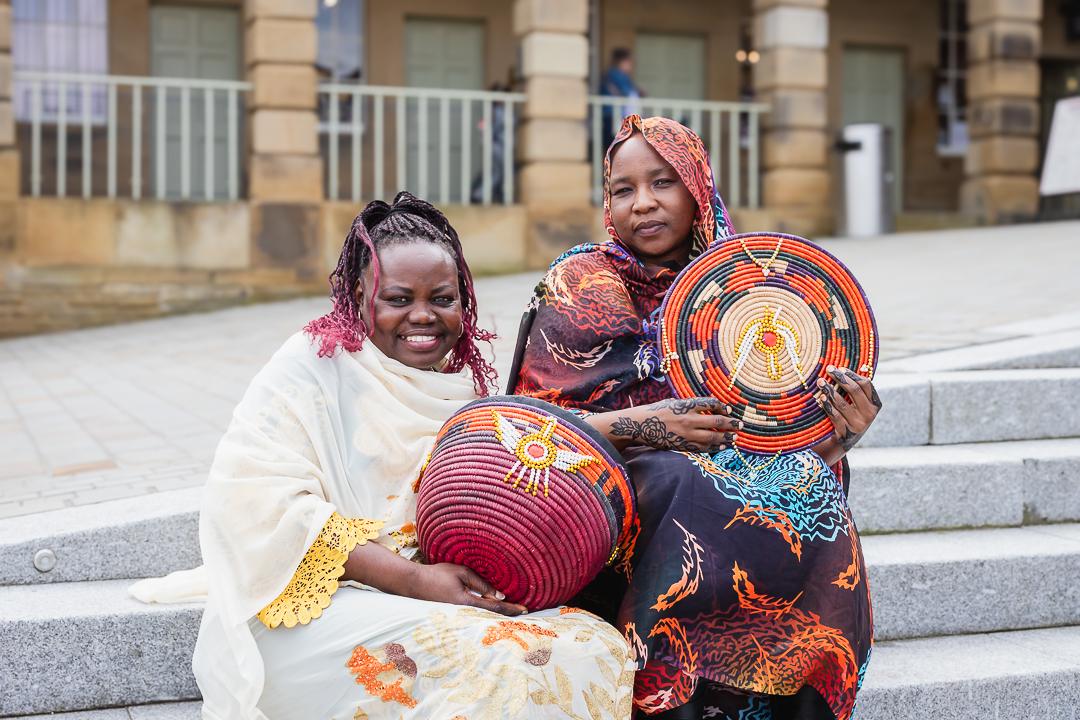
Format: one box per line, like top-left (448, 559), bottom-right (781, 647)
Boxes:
top-left (657, 232), bottom-right (878, 453)
top-left (416, 396), bottom-right (635, 611)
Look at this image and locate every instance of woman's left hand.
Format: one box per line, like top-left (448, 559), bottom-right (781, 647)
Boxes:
top-left (811, 365), bottom-right (882, 465)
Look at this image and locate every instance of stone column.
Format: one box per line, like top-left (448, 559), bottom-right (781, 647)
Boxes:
top-left (0, 0), bottom-right (17, 264)
top-left (514, 0), bottom-right (592, 269)
top-left (753, 0), bottom-right (831, 237)
top-left (961, 0), bottom-right (1042, 224)
top-left (244, 0), bottom-right (323, 282)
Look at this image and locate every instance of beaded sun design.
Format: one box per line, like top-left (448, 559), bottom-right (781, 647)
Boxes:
top-left (729, 304), bottom-right (806, 389)
top-left (492, 410), bottom-right (597, 497)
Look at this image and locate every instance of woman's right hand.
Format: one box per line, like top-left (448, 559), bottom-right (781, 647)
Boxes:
top-left (588, 397), bottom-right (740, 453)
top-left (410, 563), bottom-right (529, 616)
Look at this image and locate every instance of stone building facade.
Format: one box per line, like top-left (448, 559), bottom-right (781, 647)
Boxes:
top-left (1, 0), bottom-right (1078, 335)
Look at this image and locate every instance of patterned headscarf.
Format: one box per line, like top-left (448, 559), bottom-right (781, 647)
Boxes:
top-left (604, 115), bottom-right (733, 262)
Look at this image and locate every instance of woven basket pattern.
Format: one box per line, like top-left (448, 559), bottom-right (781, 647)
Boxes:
top-left (416, 397), bottom-right (634, 611)
top-left (658, 233), bottom-right (878, 453)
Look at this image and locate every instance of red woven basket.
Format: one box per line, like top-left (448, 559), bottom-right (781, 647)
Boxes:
top-left (416, 396), bottom-right (635, 611)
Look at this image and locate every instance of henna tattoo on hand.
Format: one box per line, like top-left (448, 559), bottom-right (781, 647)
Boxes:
top-left (644, 398), bottom-right (724, 416)
top-left (608, 416), bottom-right (723, 453)
top-left (870, 386), bottom-right (883, 409)
top-left (837, 425), bottom-right (865, 452)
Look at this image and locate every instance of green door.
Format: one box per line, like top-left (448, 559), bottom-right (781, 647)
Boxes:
top-left (635, 33), bottom-right (706, 101)
top-left (404, 19), bottom-right (485, 202)
top-left (843, 47), bottom-right (904, 211)
top-left (151, 5), bottom-right (241, 200)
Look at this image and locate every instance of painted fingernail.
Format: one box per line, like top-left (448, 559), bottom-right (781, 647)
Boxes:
top-left (737, 421), bottom-right (745, 429)
top-left (828, 365), bottom-right (836, 373)
top-left (495, 591), bottom-right (505, 600)
top-left (726, 405), bottom-right (733, 413)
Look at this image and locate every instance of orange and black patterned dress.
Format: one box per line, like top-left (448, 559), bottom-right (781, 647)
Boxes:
top-left (508, 116), bottom-right (872, 720)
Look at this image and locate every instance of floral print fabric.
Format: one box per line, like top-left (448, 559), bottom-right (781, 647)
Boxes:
top-left (251, 588), bottom-right (635, 720)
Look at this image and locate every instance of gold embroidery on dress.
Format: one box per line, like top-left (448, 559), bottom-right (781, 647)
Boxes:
top-left (257, 512), bottom-right (384, 629)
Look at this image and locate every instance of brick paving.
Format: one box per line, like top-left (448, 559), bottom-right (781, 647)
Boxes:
top-left (1, 220), bottom-right (1078, 518)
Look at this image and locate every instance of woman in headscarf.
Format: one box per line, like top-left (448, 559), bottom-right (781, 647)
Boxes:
top-left (133, 193), bottom-right (635, 720)
top-left (508, 117), bottom-right (878, 720)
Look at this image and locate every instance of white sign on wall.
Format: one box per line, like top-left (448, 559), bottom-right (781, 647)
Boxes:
top-left (1040, 96), bottom-right (1080, 196)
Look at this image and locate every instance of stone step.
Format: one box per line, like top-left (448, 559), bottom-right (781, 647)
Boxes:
top-left (6, 524), bottom-right (1080, 713)
top-left (0, 488), bottom-right (201, 587)
top-left (854, 625), bottom-right (1080, 719)
top-left (862, 368), bottom-right (1080, 447)
top-left (863, 523), bottom-right (1080, 641)
top-left (878, 327), bottom-right (1080, 373)
top-left (847, 438), bottom-right (1080, 533)
top-left (7, 701), bottom-right (202, 720)
top-left (0, 580), bottom-right (202, 717)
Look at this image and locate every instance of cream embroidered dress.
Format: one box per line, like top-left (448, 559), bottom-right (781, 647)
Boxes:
top-left (133, 333), bottom-right (634, 720)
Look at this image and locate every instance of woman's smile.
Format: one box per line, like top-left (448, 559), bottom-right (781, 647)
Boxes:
top-left (398, 332), bottom-right (442, 351)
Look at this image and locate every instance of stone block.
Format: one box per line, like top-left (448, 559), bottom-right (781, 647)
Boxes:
top-left (523, 76), bottom-right (588, 120)
top-left (762, 167), bottom-right (829, 206)
top-left (968, 20), bottom-right (1041, 62)
top-left (0, 100), bottom-right (13, 146)
top-left (244, 0), bottom-right (316, 20)
top-left (0, 54), bottom-right (11, 100)
top-left (754, 6), bottom-right (828, 50)
top-left (854, 627), bottom-right (1080, 720)
top-left (962, 439), bottom-right (1080, 524)
top-left (763, 128), bottom-right (827, 168)
top-left (250, 109), bottom-right (318, 155)
top-left (0, 147), bottom-right (18, 199)
top-left (969, 0), bottom-right (1043, 23)
top-left (863, 524), bottom-right (1080, 640)
top-left (726, 207), bottom-right (778, 233)
top-left (0, 6), bottom-right (9, 53)
top-left (245, 18), bottom-right (316, 67)
top-left (0, 488), bottom-right (202, 586)
top-left (526, 205), bottom-right (594, 269)
top-left (0, 199), bottom-right (14, 255)
top-left (521, 32), bottom-right (589, 79)
top-left (0, 580), bottom-right (202, 716)
top-left (21, 199), bottom-right (116, 266)
top-left (753, 0), bottom-right (826, 9)
top-left (858, 374), bottom-right (931, 447)
top-left (127, 702), bottom-right (204, 720)
top-left (250, 201), bottom-right (321, 280)
top-left (519, 161), bottom-right (591, 207)
top-left (929, 369), bottom-right (1080, 444)
top-left (758, 89), bottom-right (827, 130)
top-left (754, 47), bottom-right (827, 91)
top-left (519, 119), bottom-right (587, 162)
top-left (967, 59), bottom-right (1040, 100)
top-left (513, 0), bottom-right (588, 36)
top-left (319, 200), bottom-right (363, 271)
top-left (115, 202), bottom-right (179, 266)
top-left (960, 174), bottom-right (1039, 223)
top-left (177, 202), bottom-right (250, 270)
top-left (249, 153), bottom-right (323, 201)
top-left (968, 97), bottom-right (1039, 137)
top-left (846, 445), bottom-right (1023, 533)
top-left (965, 136), bottom-right (1038, 175)
top-left (770, 205), bottom-right (833, 237)
top-left (249, 63), bottom-right (317, 110)
top-left (440, 204), bottom-right (528, 275)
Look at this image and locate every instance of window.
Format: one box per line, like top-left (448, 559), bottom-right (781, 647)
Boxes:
top-left (317, 0), bottom-right (364, 84)
top-left (937, 0), bottom-right (968, 156)
top-left (12, 0), bottom-right (109, 123)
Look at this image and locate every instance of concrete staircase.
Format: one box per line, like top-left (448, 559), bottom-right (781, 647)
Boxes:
top-left (2, 368), bottom-right (1080, 718)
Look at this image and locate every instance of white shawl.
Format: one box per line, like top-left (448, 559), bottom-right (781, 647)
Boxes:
top-left (134, 332), bottom-right (477, 720)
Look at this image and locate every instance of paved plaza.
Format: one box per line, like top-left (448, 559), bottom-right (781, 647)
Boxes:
top-left (1, 220), bottom-right (1078, 519)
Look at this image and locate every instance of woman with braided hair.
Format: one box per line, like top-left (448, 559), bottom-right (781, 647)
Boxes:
top-left (132, 192), bottom-right (634, 720)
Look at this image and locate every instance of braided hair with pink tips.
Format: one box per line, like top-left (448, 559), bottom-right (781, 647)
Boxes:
top-left (305, 192), bottom-right (498, 396)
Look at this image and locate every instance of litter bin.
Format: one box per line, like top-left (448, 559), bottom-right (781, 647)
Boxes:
top-left (838, 123), bottom-right (895, 237)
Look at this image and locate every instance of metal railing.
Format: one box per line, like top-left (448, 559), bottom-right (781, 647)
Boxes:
top-left (15, 71), bottom-right (252, 201)
top-left (318, 84), bottom-right (526, 206)
top-left (588, 96), bottom-right (769, 208)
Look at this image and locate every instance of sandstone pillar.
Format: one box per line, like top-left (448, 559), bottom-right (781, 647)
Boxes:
top-left (244, 0), bottom-right (323, 281)
top-left (514, 0), bottom-right (592, 269)
top-left (0, 0), bottom-right (17, 263)
top-left (753, 0), bottom-right (832, 237)
top-left (961, 0), bottom-right (1043, 224)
